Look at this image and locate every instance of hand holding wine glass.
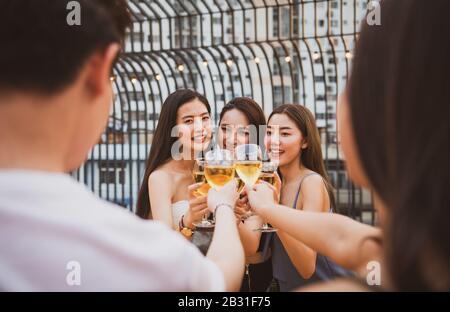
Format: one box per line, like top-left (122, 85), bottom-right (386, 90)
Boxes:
top-left (185, 182), bottom-right (209, 228)
top-left (246, 182), bottom-right (277, 216)
top-left (207, 179), bottom-right (239, 214)
top-left (234, 192), bottom-right (249, 220)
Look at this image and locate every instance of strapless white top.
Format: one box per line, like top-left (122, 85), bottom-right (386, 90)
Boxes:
top-left (171, 200), bottom-right (189, 229)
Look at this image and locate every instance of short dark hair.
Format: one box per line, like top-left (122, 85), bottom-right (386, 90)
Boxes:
top-left (0, 0), bottom-right (131, 95)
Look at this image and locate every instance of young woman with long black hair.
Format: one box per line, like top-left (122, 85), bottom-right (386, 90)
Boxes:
top-left (136, 89), bottom-right (212, 231)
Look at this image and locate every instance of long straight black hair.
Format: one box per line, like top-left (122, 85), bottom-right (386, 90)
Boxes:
top-left (348, 0), bottom-right (450, 291)
top-left (136, 89), bottom-right (211, 219)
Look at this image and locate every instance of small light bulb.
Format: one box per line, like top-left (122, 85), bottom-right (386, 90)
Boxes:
top-left (254, 57), bottom-right (260, 64)
top-left (178, 64), bottom-right (185, 72)
top-left (285, 56), bottom-right (291, 63)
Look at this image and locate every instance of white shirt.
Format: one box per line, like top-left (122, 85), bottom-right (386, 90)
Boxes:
top-left (0, 170), bottom-right (225, 291)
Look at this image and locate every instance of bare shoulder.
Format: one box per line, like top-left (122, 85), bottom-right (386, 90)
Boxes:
top-left (296, 278), bottom-right (371, 292)
top-left (148, 168), bottom-right (173, 189)
top-left (299, 171), bottom-right (329, 211)
top-left (148, 168), bottom-right (172, 182)
top-left (301, 171), bottom-right (327, 191)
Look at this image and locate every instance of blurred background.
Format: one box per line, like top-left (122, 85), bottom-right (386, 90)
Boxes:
top-left (72, 0), bottom-right (376, 224)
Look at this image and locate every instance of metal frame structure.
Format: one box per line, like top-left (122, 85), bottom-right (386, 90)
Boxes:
top-left (73, 0), bottom-right (376, 225)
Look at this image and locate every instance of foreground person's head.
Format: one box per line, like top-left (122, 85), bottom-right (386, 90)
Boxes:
top-left (0, 0), bottom-right (131, 172)
top-left (339, 0), bottom-right (450, 291)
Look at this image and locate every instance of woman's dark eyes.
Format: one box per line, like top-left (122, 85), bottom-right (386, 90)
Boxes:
top-left (266, 131), bottom-right (288, 136)
top-left (184, 116), bottom-right (209, 124)
top-left (237, 129), bottom-right (249, 136)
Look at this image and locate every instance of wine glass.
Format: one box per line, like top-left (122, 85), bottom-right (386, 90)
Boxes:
top-left (192, 158), bottom-right (214, 229)
top-left (234, 144), bottom-right (263, 187)
top-left (204, 149), bottom-right (235, 191)
top-left (253, 161), bottom-right (278, 233)
top-left (234, 144), bottom-right (262, 220)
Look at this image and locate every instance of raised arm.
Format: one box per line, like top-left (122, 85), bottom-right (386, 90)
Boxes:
top-left (235, 173), bottom-right (282, 257)
top-left (247, 183), bottom-right (381, 273)
top-left (238, 215), bottom-right (263, 256)
top-left (206, 181), bottom-right (245, 291)
top-left (275, 175), bottom-right (327, 278)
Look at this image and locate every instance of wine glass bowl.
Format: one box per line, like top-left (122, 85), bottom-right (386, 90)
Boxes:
top-left (192, 158), bottom-right (215, 229)
top-left (254, 160), bottom-right (278, 233)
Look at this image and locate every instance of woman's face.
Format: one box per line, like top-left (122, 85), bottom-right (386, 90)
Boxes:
top-left (176, 99), bottom-right (212, 154)
top-left (218, 108), bottom-right (250, 151)
top-left (265, 113), bottom-right (307, 167)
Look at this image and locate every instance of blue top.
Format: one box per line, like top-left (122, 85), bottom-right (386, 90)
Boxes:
top-left (270, 173), bottom-right (351, 292)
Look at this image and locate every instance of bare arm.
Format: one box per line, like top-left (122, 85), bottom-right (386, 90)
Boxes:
top-left (233, 194), bottom-right (263, 256)
top-left (148, 171), bottom-right (174, 229)
top-left (248, 183), bottom-right (381, 273)
top-left (206, 181), bottom-right (245, 291)
top-left (276, 175), bottom-right (327, 278)
top-left (236, 173), bottom-right (282, 257)
top-left (238, 215), bottom-right (263, 256)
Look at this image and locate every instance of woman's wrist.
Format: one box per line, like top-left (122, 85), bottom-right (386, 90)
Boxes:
top-left (182, 213), bottom-right (194, 229)
top-left (213, 203), bottom-right (235, 221)
top-left (255, 203), bottom-right (274, 218)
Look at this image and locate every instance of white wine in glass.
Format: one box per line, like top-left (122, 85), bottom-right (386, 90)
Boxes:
top-left (235, 161), bottom-right (262, 187)
top-left (235, 176), bottom-right (245, 193)
top-left (204, 165), bottom-right (235, 190)
top-left (234, 144), bottom-right (262, 188)
top-left (235, 144), bottom-right (262, 221)
top-left (192, 158), bottom-right (214, 229)
top-left (259, 172), bottom-right (275, 185)
top-left (204, 149), bottom-right (235, 191)
top-left (254, 161), bottom-right (278, 233)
